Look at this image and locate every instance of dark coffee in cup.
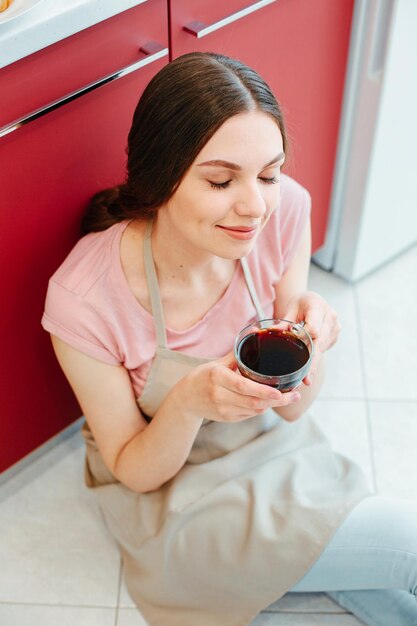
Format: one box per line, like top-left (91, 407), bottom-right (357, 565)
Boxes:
top-left (234, 319), bottom-right (313, 391)
top-left (237, 327), bottom-right (310, 377)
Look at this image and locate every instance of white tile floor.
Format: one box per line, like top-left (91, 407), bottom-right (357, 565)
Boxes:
top-left (1, 245), bottom-right (416, 626)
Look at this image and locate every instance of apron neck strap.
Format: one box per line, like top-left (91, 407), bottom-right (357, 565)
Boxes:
top-left (143, 220), bottom-right (265, 349)
top-left (240, 257), bottom-right (265, 320)
top-left (143, 220), bottom-right (168, 348)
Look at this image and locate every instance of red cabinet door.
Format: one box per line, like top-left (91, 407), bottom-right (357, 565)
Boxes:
top-left (0, 1), bottom-right (168, 473)
top-left (169, 0), bottom-right (354, 252)
top-left (0, 1), bottom-right (168, 128)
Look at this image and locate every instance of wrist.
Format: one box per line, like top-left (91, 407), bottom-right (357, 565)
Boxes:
top-left (167, 376), bottom-right (204, 427)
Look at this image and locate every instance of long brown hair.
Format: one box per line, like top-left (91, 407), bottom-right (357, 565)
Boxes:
top-left (81, 52), bottom-right (287, 234)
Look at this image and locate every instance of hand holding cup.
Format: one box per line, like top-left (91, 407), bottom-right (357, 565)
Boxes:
top-left (234, 318), bottom-right (313, 392)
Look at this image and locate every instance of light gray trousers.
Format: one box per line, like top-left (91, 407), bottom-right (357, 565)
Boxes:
top-left (291, 496), bottom-right (417, 625)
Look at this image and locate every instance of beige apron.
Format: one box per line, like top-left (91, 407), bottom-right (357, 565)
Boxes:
top-left (82, 220), bottom-right (371, 626)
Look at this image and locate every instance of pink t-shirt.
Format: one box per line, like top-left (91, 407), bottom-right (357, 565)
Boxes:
top-left (42, 174), bottom-right (310, 398)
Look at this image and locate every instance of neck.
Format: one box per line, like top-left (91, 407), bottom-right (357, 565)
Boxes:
top-left (151, 215), bottom-right (236, 284)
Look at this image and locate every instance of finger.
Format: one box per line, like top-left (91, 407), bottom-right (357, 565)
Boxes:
top-left (274, 390), bottom-right (302, 406)
top-left (303, 308), bottom-right (326, 340)
top-left (281, 306), bottom-right (317, 339)
top-left (218, 350), bottom-right (239, 370)
top-left (221, 387), bottom-right (301, 413)
top-left (303, 373), bottom-right (313, 386)
top-left (324, 309), bottom-right (341, 349)
top-left (220, 367), bottom-right (284, 400)
top-left (228, 394), bottom-right (301, 421)
top-left (231, 382), bottom-right (301, 407)
top-left (281, 296), bottom-right (307, 322)
top-left (211, 358), bottom-right (285, 401)
top-left (303, 348), bottom-right (321, 385)
top-left (313, 309), bottom-right (339, 353)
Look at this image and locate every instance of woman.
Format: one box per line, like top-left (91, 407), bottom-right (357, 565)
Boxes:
top-left (42, 52), bottom-right (417, 626)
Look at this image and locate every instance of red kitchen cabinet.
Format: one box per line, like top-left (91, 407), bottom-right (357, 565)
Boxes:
top-left (0, 1), bottom-right (168, 473)
top-left (1, 0), bottom-right (355, 474)
top-left (169, 0), bottom-right (355, 252)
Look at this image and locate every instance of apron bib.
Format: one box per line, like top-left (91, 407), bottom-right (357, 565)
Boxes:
top-left (82, 220), bottom-right (371, 626)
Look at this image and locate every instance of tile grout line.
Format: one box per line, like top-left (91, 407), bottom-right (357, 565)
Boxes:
top-left (259, 604), bottom-right (352, 615)
top-left (114, 554), bottom-right (123, 626)
top-left (361, 397), bottom-right (417, 404)
top-left (0, 601), bottom-right (117, 609)
top-left (118, 605), bottom-right (351, 616)
top-left (353, 285), bottom-right (378, 494)
top-left (262, 610), bottom-right (354, 615)
top-left (318, 396), bottom-right (417, 404)
top-left (0, 600), bottom-right (350, 617)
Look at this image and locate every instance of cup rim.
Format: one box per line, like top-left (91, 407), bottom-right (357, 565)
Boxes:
top-left (234, 318), bottom-right (314, 382)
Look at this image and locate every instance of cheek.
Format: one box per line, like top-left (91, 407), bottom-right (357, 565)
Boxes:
top-left (265, 185), bottom-right (280, 209)
top-left (197, 191), bottom-right (232, 220)
top-left (171, 190), bottom-right (202, 221)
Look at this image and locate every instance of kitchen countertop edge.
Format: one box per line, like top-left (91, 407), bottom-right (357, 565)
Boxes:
top-left (0, 0), bottom-right (149, 69)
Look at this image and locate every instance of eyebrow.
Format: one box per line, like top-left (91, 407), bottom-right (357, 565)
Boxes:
top-left (196, 152), bottom-right (285, 171)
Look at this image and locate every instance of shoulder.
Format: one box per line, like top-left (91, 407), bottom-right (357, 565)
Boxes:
top-left (277, 174), bottom-right (311, 271)
top-left (41, 222), bottom-right (129, 365)
top-left (253, 174), bottom-right (311, 276)
top-left (263, 174), bottom-right (311, 239)
top-left (49, 221), bottom-right (127, 297)
top-left (279, 174), bottom-right (311, 222)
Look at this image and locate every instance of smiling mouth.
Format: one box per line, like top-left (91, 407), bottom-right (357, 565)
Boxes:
top-left (216, 225), bottom-right (259, 240)
top-left (217, 225), bottom-right (258, 232)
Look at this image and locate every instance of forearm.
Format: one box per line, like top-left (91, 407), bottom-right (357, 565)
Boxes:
top-left (114, 385), bottom-right (203, 493)
top-left (274, 356), bottom-right (325, 422)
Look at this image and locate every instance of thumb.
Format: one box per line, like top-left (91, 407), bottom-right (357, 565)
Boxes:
top-left (281, 305), bottom-right (304, 325)
top-left (219, 350), bottom-right (238, 370)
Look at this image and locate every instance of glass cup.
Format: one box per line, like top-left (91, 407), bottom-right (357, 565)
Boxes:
top-left (234, 318), bottom-right (314, 391)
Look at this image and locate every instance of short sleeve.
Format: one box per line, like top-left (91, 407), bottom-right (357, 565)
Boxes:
top-left (279, 177), bottom-right (311, 273)
top-left (41, 279), bottom-right (121, 365)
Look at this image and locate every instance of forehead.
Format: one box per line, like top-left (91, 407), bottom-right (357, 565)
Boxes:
top-left (195, 111), bottom-right (283, 163)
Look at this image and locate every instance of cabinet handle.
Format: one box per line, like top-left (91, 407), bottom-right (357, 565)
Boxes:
top-left (183, 0), bottom-right (277, 38)
top-left (0, 44), bottom-right (168, 138)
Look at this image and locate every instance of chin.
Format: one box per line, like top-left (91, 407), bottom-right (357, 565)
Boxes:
top-left (217, 242), bottom-right (257, 260)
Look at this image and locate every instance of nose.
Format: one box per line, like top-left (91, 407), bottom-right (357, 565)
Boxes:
top-left (233, 182), bottom-right (266, 219)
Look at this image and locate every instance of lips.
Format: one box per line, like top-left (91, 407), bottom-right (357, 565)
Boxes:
top-left (216, 224), bottom-right (259, 240)
top-left (218, 225), bottom-right (257, 232)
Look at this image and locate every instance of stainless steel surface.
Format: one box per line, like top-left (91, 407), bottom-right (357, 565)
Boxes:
top-left (0, 44), bottom-right (168, 138)
top-left (183, 0), bottom-right (277, 38)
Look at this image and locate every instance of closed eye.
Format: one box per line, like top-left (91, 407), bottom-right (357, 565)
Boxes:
top-left (209, 176), bottom-right (278, 190)
top-left (209, 180), bottom-right (231, 190)
top-left (259, 176), bottom-right (278, 184)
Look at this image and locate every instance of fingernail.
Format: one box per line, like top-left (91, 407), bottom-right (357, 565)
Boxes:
top-left (292, 393), bottom-right (301, 402)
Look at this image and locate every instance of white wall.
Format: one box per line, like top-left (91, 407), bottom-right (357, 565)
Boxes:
top-left (351, 0), bottom-right (417, 279)
top-left (315, 0), bottom-right (417, 282)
